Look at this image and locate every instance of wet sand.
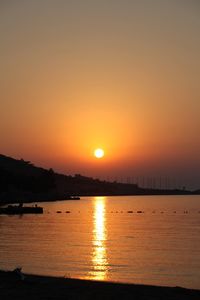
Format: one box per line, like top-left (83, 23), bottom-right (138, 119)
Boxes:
top-left (0, 270), bottom-right (200, 300)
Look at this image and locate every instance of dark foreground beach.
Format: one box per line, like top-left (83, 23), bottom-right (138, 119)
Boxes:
top-left (0, 270), bottom-right (200, 300)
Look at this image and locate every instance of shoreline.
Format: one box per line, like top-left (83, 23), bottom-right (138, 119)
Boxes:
top-left (0, 270), bottom-right (200, 300)
top-left (1, 192), bottom-right (200, 206)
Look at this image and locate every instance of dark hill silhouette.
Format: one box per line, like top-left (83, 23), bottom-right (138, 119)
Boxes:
top-left (0, 154), bottom-right (198, 204)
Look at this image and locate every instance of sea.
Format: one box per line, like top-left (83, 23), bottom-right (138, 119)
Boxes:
top-left (0, 195), bottom-right (200, 289)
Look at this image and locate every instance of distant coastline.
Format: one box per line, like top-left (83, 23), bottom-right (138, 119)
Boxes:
top-left (0, 154), bottom-right (199, 205)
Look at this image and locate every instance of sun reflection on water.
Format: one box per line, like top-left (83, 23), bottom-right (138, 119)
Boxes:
top-left (90, 196), bottom-right (108, 280)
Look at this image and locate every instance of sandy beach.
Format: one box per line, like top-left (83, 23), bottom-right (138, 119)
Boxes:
top-left (0, 270), bottom-right (200, 300)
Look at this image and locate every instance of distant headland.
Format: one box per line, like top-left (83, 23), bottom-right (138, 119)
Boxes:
top-left (0, 154), bottom-right (199, 204)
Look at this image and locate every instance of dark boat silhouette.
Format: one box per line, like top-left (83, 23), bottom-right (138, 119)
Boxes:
top-left (0, 204), bottom-right (43, 215)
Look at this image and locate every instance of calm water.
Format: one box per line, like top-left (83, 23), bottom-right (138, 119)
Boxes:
top-left (0, 195), bottom-right (200, 289)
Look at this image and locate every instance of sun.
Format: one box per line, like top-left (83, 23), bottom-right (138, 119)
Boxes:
top-left (94, 148), bottom-right (104, 159)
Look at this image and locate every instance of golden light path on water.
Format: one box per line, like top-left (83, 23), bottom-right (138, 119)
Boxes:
top-left (89, 197), bottom-right (108, 280)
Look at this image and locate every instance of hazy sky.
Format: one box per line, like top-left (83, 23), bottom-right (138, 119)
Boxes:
top-left (1, 0), bottom-right (200, 189)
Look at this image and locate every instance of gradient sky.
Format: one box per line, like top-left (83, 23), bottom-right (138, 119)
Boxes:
top-left (1, 0), bottom-right (200, 189)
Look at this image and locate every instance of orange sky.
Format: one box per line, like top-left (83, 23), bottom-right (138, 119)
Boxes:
top-left (0, 1), bottom-right (200, 189)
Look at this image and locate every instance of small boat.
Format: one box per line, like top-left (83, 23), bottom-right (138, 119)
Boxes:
top-left (0, 204), bottom-right (43, 215)
top-left (66, 196), bottom-right (80, 200)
